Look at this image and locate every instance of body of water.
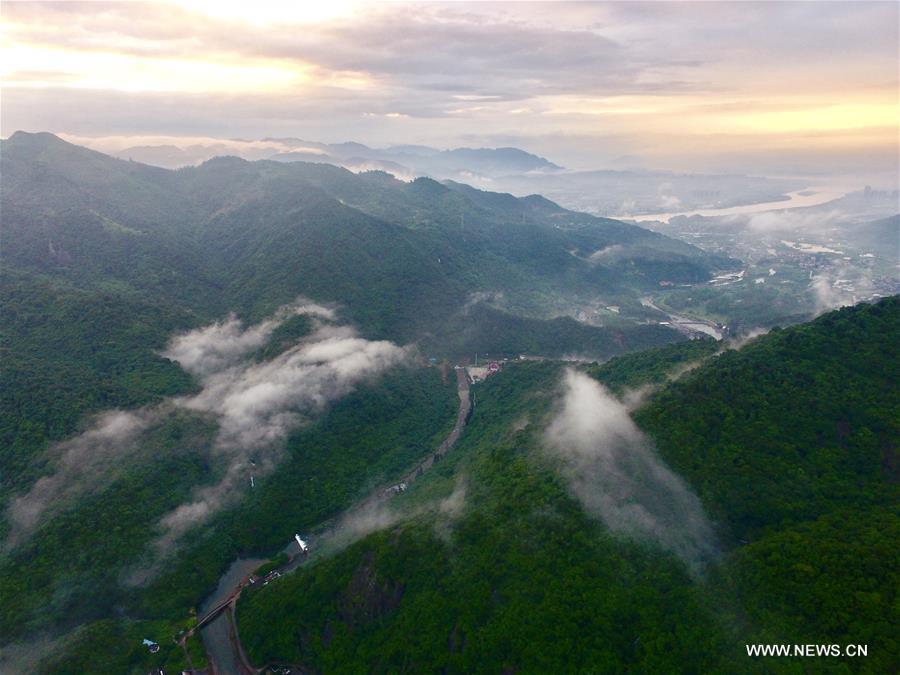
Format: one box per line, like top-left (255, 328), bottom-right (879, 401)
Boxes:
top-left (200, 558), bottom-right (265, 614)
top-left (200, 557), bottom-right (265, 674)
top-left (626, 187), bottom-right (849, 223)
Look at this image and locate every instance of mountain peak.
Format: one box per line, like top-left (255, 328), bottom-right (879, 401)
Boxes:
top-left (5, 130), bottom-right (68, 148)
top-left (2, 130), bottom-right (119, 164)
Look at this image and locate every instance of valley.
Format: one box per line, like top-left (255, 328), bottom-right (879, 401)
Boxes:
top-left (198, 367), bottom-right (472, 674)
top-left (2, 4), bottom-right (898, 673)
top-left (0, 133), bottom-right (896, 674)
top-left (232, 299), bottom-right (899, 674)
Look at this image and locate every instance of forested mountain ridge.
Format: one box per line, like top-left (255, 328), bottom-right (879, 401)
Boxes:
top-left (637, 297), bottom-right (899, 665)
top-left (236, 297), bottom-right (899, 674)
top-left (637, 296), bottom-right (899, 541)
top-left (0, 130), bottom-right (739, 671)
top-left (1, 130), bottom-right (729, 499)
top-left (8, 131), bottom-right (891, 674)
top-left (2, 130), bottom-right (733, 330)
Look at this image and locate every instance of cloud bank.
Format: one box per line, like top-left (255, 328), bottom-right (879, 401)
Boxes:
top-left (810, 266), bottom-right (875, 316)
top-left (320, 474), bottom-right (469, 558)
top-left (156, 315), bottom-right (407, 550)
top-left (162, 302), bottom-right (334, 377)
top-left (543, 369), bottom-right (718, 573)
top-left (5, 301), bottom-right (408, 558)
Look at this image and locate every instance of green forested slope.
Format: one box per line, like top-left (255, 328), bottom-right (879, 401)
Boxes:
top-left (424, 303), bottom-right (681, 358)
top-left (0, 131), bottom-right (722, 670)
top-left (587, 335), bottom-right (720, 393)
top-left (2, 132), bottom-right (729, 323)
top-left (636, 297), bottom-right (898, 539)
top-left (1, 131), bottom-right (701, 485)
top-left (237, 298), bottom-right (899, 673)
top-left (636, 297), bottom-right (899, 664)
top-left (0, 273), bottom-right (198, 504)
top-left (238, 361), bottom-right (734, 674)
top-left (10, 130), bottom-right (892, 673)
top-left (0, 367), bottom-right (456, 652)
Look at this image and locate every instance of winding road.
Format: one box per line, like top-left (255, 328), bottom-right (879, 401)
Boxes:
top-left (640, 297), bottom-right (724, 340)
top-left (199, 367), bottom-right (472, 674)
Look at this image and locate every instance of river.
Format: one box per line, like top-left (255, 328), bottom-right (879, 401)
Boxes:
top-left (198, 368), bottom-right (473, 674)
top-left (200, 558), bottom-right (264, 675)
top-left (626, 187), bottom-right (848, 223)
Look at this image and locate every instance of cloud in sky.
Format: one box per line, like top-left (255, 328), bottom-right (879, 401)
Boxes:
top-left (1, 1), bottom-right (897, 175)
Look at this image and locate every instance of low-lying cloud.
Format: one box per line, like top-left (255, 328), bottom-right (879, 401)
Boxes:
top-left (319, 474), bottom-right (469, 557)
top-left (810, 266), bottom-right (875, 316)
top-left (5, 301), bottom-right (408, 560)
top-left (543, 369), bottom-right (718, 574)
top-left (728, 327), bottom-right (770, 350)
top-left (156, 317), bottom-right (407, 551)
top-left (588, 244), bottom-right (625, 263)
top-left (162, 303), bottom-right (334, 377)
top-left (746, 208), bottom-right (843, 234)
top-left (461, 290), bottom-right (506, 314)
top-left (5, 409), bottom-right (155, 549)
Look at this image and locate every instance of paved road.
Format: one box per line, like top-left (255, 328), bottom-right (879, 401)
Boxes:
top-left (199, 368), bottom-right (472, 674)
top-left (640, 297), bottom-right (723, 340)
top-left (318, 367), bottom-right (471, 535)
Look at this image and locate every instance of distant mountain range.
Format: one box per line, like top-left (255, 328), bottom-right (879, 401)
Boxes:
top-left (116, 137), bottom-right (562, 179)
top-left (108, 134), bottom-right (804, 218)
top-left (2, 131), bottom-right (734, 346)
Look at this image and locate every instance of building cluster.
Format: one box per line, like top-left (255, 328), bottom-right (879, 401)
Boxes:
top-left (466, 360), bottom-right (501, 383)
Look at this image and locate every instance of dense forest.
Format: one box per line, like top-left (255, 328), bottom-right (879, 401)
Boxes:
top-left (2, 133), bottom-right (896, 674)
top-left (237, 359), bottom-right (734, 673)
top-left (0, 132), bottom-right (725, 673)
top-left (237, 298), bottom-right (898, 673)
top-left (1, 364), bottom-right (457, 674)
top-left (1, 131), bottom-right (719, 510)
top-left (637, 297), bottom-right (900, 666)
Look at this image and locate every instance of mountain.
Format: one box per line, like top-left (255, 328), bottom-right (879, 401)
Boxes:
top-left (120, 136), bottom-right (563, 179)
top-left (0, 131), bottom-right (739, 668)
top-left (263, 139), bottom-right (563, 177)
top-left (2, 131), bottom-right (731, 336)
top-left (110, 136), bottom-right (806, 218)
top-left (2, 364), bottom-right (460, 674)
top-left (410, 146), bottom-right (561, 174)
top-left (116, 144), bottom-right (195, 169)
top-left (234, 297), bottom-right (899, 674)
top-left (2, 131), bottom-right (734, 498)
top-left (1, 132), bottom-right (895, 672)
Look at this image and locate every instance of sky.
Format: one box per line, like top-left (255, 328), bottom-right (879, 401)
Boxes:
top-left (2, 1), bottom-right (898, 177)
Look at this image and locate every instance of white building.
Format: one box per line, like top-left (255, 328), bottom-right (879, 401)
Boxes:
top-left (294, 534), bottom-right (309, 553)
